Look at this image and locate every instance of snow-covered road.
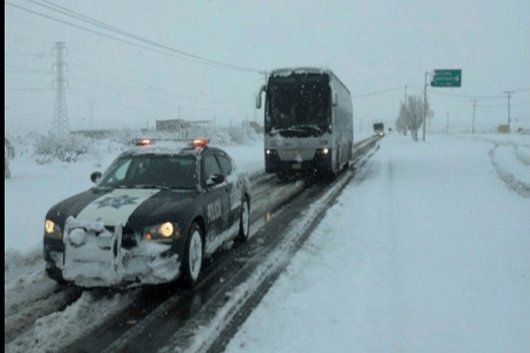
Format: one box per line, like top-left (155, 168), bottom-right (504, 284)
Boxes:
top-left (225, 133), bottom-right (530, 353)
top-left (4, 132), bottom-right (530, 353)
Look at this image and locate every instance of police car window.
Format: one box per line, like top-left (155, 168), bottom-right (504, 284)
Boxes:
top-left (133, 156), bottom-right (198, 189)
top-left (217, 154), bottom-right (232, 176)
top-left (99, 155), bottom-right (198, 189)
top-left (167, 157), bottom-right (198, 188)
top-left (100, 157), bottom-right (132, 186)
top-left (204, 154), bottom-right (221, 180)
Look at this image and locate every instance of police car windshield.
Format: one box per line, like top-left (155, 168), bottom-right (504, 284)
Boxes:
top-left (99, 155), bottom-right (198, 190)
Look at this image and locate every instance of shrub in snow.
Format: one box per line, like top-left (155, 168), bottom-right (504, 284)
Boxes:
top-left (210, 126), bottom-right (259, 145)
top-left (33, 134), bottom-right (95, 163)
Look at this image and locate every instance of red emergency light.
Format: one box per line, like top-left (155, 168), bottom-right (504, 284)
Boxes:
top-left (192, 138), bottom-right (208, 149)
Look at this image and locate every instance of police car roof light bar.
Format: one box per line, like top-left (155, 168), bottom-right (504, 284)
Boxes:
top-left (192, 138), bottom-right (208, 149)
top-left (133, 138), bottom-right (154, 146)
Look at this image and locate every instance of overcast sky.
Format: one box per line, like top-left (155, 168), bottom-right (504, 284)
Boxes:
top-left (5, 0), bottom-right (530, 134)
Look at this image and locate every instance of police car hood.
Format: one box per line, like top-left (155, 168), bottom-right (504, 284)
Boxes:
top-left (47, 187), bottom-right (196, 229)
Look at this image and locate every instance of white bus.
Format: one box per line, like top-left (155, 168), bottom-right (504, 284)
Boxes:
top-left (256, 67), bottom-right (353, 178)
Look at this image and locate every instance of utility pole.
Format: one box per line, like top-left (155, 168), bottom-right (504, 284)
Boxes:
top-left (404, 85), bottom-right (407, 104)
top-left (446, 111), bottom-right (449, 134)
top-left (503, 90), bottom-right (514, 132)
top-left (89, 100), bottom-right (95, 128)
top-left (52, 42), bottom-right (70, 136)
top-left (472, 99), bottom-right (478, 134)
top-left (422, 72), bottom-right (429, 141)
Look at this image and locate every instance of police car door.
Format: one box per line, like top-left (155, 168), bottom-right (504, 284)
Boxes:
top-left (215, 151), bottom-right (240, 227)
top-left (203, 151), bottom-right (230, 237)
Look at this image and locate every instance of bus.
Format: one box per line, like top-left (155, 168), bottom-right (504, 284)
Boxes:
top-left (256, 67), bottom-right (353, 178)
top-left (373, 122), bottom-right (385, 136)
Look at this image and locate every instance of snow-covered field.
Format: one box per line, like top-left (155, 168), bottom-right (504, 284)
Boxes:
top-left (4, 131), bottom-right (530, 352)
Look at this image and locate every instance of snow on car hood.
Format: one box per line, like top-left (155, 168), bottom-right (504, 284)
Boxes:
top-left (47, 187), bottom-right (196, 230)
top-left (75, 188), bottom-right (158, 225)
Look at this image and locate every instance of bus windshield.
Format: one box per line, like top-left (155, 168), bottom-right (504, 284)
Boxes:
top-left (265, 74), bottom-right (331, 134)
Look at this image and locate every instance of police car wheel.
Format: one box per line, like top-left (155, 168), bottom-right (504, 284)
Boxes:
top-left (236, 198), bottom-right (250, 243)
top-left (182, 222), bottom-right (204, 287)
top-left (45, 267), bottom-right (68, 285)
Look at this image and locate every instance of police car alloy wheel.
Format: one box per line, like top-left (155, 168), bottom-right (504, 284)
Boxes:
top-left (236, 198), bottom-right (250, 243)
top-left (182, 222), bottom-right (204, 287)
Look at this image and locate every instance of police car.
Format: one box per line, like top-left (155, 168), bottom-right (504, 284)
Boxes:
top-left (43, 138), bottom-right (251, 288)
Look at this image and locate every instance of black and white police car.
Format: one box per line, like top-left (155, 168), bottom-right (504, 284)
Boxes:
top-left (43, 138), bottom-right (251, 288)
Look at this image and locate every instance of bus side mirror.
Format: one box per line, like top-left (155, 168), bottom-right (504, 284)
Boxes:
top-left (332, 92), bottom-right (338, 106)
top-left (256, 85), bottom-right (266, 109)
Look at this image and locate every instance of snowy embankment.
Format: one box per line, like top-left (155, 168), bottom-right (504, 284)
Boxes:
top-left (489, 141), bottom-right (530, 197)
top-left (225, 133), bottom-right (530, 353)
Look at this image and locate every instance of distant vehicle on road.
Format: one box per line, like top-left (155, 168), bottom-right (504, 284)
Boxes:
top-left (256, 67), bottom-right (353, 179)
top-left (373, 123), bottom-right (385, 136)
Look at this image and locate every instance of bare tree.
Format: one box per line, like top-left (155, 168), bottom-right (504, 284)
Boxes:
top-left (395, 95), bottom-right (428, 141)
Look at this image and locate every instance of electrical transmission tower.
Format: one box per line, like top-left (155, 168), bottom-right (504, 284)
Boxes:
top-left (52, 42), bottom-right (70, 136)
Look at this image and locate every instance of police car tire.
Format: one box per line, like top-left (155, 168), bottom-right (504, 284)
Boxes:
top-left (236, 198), bottom-right (250, 243)
top-left (181, 222), bottom-right (204, 287)
top-left (45, 267), bottom-right (70, 286)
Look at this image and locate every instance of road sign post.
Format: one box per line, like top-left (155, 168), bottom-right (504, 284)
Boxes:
top-left (431, 69), bottom-right (462, 87)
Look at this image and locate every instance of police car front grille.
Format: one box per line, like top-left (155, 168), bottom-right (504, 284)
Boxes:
top-left (103, 226), bottom-right (138, 249)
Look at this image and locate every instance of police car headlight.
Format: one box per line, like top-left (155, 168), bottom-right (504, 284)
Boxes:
top-left (44, 219), bottom-right (62, 239)
top-left (316, 147), bottom-right (330, 156)
top-left (143, 222), bottom-right (180, 241)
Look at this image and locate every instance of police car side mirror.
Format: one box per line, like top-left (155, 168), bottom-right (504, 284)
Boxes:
top-left (91, 171), bottom-right (102, 184)
top-left (207, 173), bottom-right (225, 186)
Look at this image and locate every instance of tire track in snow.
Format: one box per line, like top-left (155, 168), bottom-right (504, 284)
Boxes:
top-left (489, 143), bottom-right (530, 198)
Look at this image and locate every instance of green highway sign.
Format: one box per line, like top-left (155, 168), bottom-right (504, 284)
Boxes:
top-left (431, 69), bottom-right (462, 87)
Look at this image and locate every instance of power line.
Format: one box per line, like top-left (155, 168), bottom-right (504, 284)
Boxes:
top-left (68, 88), bottom-right (183, 117)
top-left (477, 102), bottom-right (530, 108)
top-left (348, 84), bottom-right (526, 103)
top-left (352, 85), bottom-right (405, 98)
top-left (5, 64), bottom-right (52, 72)
top-left (5, 88), bottom-right (53, 92)
top-left (68, 74), bottom-right (248, 105)
top-left (6, 0), bottom-right (263, 73)
top-left (429, 90), bottom-right (505, 99)
top-left (64, 54), bottom-right (253, 107)
top-left (4, 51), bottom-right (52, 58)
top-left (68, 87), bottom-right (249, 117)
top-left (5, 70), bottom-right (53, 74)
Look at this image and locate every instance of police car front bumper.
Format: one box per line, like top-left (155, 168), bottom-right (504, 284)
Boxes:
top-left (44, 217), bottom-right (182, 288)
